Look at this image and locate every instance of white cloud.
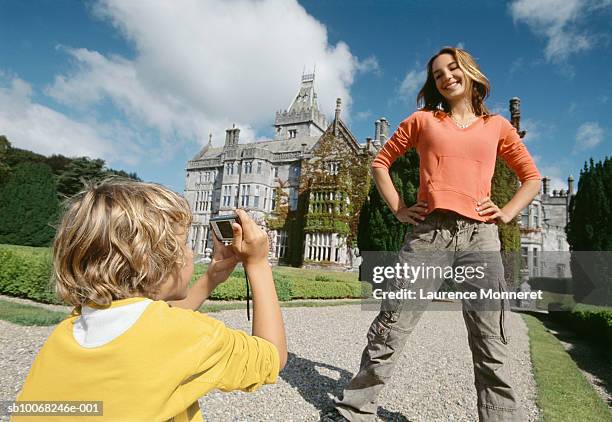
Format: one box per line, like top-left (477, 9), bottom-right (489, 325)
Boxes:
top-left (355, 56), bottom-right (381, 76)
top-left (355, 110), bottom-right (373, 120)
top-left (0, 75), bottom-right (142, 164)
top-left (575, 121), bottom-right (604, 150)
top-left (398, 68), bottom-right (426, 103)
top-left (45, 0), bottom-right (374, 149)
top-left (508, 0), bottom-right (610, 62)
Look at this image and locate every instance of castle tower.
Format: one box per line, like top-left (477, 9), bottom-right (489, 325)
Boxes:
top-left (274, 73), bottom-right (328, 140)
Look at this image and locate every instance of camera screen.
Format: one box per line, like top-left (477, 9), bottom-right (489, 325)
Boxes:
top-left (217, 220), bottom-right (234, 239)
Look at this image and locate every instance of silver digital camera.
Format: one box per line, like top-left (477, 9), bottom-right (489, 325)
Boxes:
top-left (209, 213), bottom-right (239, 244)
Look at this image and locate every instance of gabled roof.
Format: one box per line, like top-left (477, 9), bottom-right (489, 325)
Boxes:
top-left (188, 135), bottom-right (321, 162)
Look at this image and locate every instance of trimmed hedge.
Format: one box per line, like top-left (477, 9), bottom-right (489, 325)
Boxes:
top-left (529, 277), bottom-right (573, 295)
top-left (548, 303), bottom-right (612, 349)
top-left (0, 244), bottom-right (59, 304)
top-left (0, 244), bottom-right (365, 304)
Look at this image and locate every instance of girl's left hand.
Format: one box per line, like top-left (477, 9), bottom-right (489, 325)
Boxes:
top-left (207, 234), bottom-right (240, 286)
top-left (476, 197), bottom-right (513, 224)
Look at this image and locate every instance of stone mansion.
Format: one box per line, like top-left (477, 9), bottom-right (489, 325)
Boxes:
top-left (184, 74), bottom-right (379, 267)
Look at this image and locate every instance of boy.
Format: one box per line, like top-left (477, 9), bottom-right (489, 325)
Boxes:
top-left (12, 180), bottom-right (287, 421)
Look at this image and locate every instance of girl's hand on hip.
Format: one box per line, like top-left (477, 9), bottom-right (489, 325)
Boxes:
top-left (395, 202), bottom-right (428, 225)
top-left (476, 197), bottom-right (512, 224)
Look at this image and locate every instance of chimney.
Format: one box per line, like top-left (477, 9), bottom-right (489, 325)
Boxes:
top-left (553, 189), bottom-right (558, 197)
top-left (374, 120), bottom-right (381, 141)
top-left (568, 175), bottom-right (574, 195)
top-left (509, 97), bottom-right (526, 138)
top-left (224, 125), bottom-right (240, 147)
top-left (380, 117), bottom-right (389, 143)
top-left (542, 177), bottom-right (550, 196)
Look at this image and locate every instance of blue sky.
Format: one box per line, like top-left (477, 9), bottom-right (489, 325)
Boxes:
top-left (1, 0), bottom-right (610, 193)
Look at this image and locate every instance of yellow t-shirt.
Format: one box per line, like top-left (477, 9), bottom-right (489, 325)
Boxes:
top-left (11, 297), bottom-right (280, 421)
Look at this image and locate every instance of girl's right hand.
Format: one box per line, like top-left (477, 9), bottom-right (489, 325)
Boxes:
top-left (395, 202), bottom-right (428, 225)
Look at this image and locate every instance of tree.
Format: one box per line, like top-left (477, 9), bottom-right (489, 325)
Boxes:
top-left (0, 135), bottom-right (11, 183)
top-left (56, 157), bottom-right (107, 198)
top-left (491, 159), bottom-right (522, 286)
top-left (0, 162), bottom-right (60, 246)
top-left (566, 156), bottom-right (612, 305)
top-left (357, 149), bottom-right (419, 252)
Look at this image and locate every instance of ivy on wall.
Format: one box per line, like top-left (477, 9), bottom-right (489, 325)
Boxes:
top-left (264, 129), bottom-right (371, 266)
top-left (299, 130), bottom-right (371, 246)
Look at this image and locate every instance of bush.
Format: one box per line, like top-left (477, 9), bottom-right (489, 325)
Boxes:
top-left (0, 247), bottom-right (366, 304)
top-left (549, 303), bottom-right (612, 348)
top-left (0, 244), bottom-right (58, 304)
top-left (529, 277), bottom-right (573, 294)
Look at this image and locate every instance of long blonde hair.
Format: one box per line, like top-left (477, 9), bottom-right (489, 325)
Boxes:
top-left (417, 46), bottom-right (492, 119)
top-left (53, 178), bottom-right (192, 309)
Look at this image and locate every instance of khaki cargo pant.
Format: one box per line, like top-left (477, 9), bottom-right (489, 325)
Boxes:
top-left (334, 210), bottom-right (523, 421)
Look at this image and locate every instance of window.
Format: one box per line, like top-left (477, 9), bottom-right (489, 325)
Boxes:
top-left (275, 231), bottom-right (287, 258)
top-left (520, 208), bottom-right (529, 227)
top-left (532, 248), bottom-right (540, 276)
top-left (271, 190), bottom-right (277, 211)
top-left (256, 161), bottom-right (262, 174)
top-left (534, 205), bottom-right (540, 227)
top-left (241, 185), bottom-right (250, 207)
top-left (521, 247), bottom-right (528, 269)
top-left (222, 186), bottom-right (232, 207)
top-left (557, 263), bottom-right (566, 278)
top-left (289, 188), bottom-right (298, 210)
top-left (264, 187), bottom-right (268, 210)
top-left (226, 162), bottom-right (235, 175)
top-left (254, 186), bottom-right (261, 208)
top-left (243, 161), bottom-right (252, 174)
top-left (307, 233), bottom-right (332, 261)
top-left (327, 161), bottom-right (339, 175)
top-left (203, 191), bottom-right (212, 211)
top-left (272, 167), bottom-right (279, 178)
top-left (288, 129), bottom-right (297, 139)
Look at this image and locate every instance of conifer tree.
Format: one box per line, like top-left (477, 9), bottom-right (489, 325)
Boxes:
top-left (567, 157), bottom-right (612, 305)
top-left (0, 162), bottom-right (60, 246)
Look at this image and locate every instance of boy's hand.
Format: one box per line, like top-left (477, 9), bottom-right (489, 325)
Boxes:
top-left (207, 234), bottom-right (240, 286)
top-left (231, 209), bottom-right (269, 266)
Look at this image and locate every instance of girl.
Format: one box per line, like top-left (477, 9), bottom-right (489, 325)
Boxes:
top-left (330, 47), bottom-right (541, 422)
top-left (12, 180), bottom-right (287, 421)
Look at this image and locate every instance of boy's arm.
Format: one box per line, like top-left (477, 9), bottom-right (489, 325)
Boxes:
top-left (169, 236), bottom-right (239, 311)
top-left (167, 272), bottom-right (220, 310)
top-left (232, 209), bottom-right (288, 370)
top-left (245, 260), bottom-right (287, 370)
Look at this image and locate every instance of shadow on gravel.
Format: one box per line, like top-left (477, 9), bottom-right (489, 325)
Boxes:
top-left (531, 312), bottom-right (612, 406)
top-left (280, 353), bottom-right (412, 421)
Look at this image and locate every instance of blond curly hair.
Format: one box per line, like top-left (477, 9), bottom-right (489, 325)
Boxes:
top-left (53, 178), bottom-right (192, 309)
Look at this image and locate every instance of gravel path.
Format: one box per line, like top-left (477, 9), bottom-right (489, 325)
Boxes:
top-left (0, 303), bottom-right (539, 421)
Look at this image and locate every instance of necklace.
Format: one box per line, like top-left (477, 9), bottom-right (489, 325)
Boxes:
top-left (449, 113), bottom-right (478, 129)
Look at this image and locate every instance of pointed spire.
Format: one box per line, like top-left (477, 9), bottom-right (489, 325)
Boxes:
top-left (334, 98), bottom-right (341, 136)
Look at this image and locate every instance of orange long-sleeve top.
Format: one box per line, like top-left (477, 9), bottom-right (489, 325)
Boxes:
top-left (372, 110), bottom-right (541, 222)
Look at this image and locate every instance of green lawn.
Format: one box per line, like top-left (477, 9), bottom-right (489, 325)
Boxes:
top-left (522, 314), bottom-right (612, 421)
top-left (0, 299), bottom-right (69, 326)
